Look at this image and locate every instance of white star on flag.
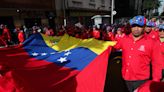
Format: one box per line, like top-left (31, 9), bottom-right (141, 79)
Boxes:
top-left (64, 51), bottom-right (71, 56)
top-left (50, 52), bottom-right (56, 55)
top-left (41, 53), bottom-right (47, 56)
top-left (64, 50), bottom-right (70, 52)
top-left (57, 57), bottom-right (67, 63)
top-left (32, 52), bottom-right (39, 56)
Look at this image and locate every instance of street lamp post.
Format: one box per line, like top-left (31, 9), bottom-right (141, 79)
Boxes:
top-left (111, 0), bottom-right (114, 24)
top-left (63, 0), bottom-right (66, 26)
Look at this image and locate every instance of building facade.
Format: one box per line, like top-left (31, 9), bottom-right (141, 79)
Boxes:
top-left (56, 0), bottom-right (111, 27)
top-left (0, 0), bottom-right (111, 29)
top-left (0, 0), bottom-right (56, 29)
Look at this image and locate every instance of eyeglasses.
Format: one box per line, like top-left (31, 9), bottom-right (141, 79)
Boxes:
top-left (159, 29), bottom-right (164, 32)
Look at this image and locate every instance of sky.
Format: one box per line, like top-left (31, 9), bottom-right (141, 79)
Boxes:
top-left (158, 0), bottom-right (164, 14)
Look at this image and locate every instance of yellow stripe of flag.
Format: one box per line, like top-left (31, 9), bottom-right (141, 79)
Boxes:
top-left (42, 34), bottom-right (116, 55)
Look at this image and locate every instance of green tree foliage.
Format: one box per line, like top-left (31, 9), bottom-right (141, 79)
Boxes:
top-left (143, 0), bottom-right (161, 10)
top-left (143, 0), bottom-right (161, 17)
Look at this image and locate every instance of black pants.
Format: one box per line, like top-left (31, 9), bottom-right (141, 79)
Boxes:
top-left (125, 80), bottom-right (147, 92)
top-left (162, 69), bottom-right (164, 78)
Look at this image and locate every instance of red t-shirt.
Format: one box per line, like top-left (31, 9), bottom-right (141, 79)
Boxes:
top-left (106, 32), bottom-right (114, 41)
top-left (92, 30), bottom-right (100, 39)
top-left (18, 31), bottom-right (24, 43)
top-left (115, 33), bottom-right (125, 41)
top-left (2, 28), bottom-right (11, 41)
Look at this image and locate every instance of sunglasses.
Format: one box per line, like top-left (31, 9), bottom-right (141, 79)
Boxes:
top-left (159, 29), bottom-right (164, 32)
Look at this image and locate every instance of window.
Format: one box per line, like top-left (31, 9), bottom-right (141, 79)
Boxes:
top-left (90, 0), bottom-right (95, 2)
top-left (101, 0), bottom-right (105, 4)
top-left (89, 3), bottom-right (95, 8)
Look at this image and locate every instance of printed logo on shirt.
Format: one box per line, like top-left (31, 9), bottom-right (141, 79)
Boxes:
top-left (152, 35), bottom-right (155, 38)
top-left (138, 45), bottom-right (145, 52)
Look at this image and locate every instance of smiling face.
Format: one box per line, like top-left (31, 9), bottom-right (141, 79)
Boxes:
top-left (131, 25), bottom-right (144, 37)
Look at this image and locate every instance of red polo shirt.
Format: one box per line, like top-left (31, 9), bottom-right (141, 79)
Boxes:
top-left (159, 40), bottom-right (164, 69)
top-left (114, 34), bottom-right (162, 81)
top-left (145, 30), bottom-right (159, 40)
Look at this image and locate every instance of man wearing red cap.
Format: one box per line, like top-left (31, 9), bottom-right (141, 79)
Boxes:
top-left (114, 15), bottom-right (163, 92)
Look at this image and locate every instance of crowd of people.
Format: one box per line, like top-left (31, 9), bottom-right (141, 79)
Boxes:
top-left (0, 15), bottom-right (164, 92)
top-left (0, 25), bottom-right (55, 47)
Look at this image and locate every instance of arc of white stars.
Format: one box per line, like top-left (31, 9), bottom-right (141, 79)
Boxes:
top-left (64, 51), bottom-right (71, 56)
top-left (57, 57), bottom-right (67, 63)
top-left (64, 50), bottom-right (70, 52)
top-left (41, 53), bottom-right (47, 56)
top-left (50, 52), bottom-right (56, 55)
top-left (32, 52), bottom-right (39, 56)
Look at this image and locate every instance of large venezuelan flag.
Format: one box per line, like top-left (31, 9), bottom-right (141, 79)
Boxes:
top-left (0, 33), bottom-right (115, 92)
